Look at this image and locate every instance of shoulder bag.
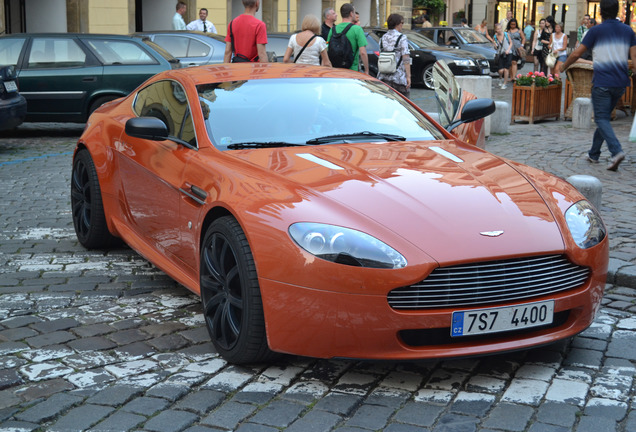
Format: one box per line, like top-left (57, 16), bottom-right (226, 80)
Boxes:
top-left (293, 34), bottom-right (317, 63)
top-left (378, 34), bottom-right (404, 74)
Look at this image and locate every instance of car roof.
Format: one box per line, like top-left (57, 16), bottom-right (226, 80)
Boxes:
top-left (2, 33), bottom-right (146, 40)
top-left (134, 31), bottom-right (226, 43)
top-left (166, 63), bottom-right (373, 85)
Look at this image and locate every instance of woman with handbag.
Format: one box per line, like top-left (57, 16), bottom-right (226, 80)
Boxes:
top-left (494, 23), bottom-right (513, 89)
top-left (506, 18), bottom-right (526, 87)
top-left (377, 13), bottom-right (411, 97)
top-left (283, 15), bottom-right (331, 66)
top-left (540, 16), bottom-right (554, 73)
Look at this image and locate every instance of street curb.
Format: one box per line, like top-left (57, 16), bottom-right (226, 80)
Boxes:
top-left (607, 258), bottom-right (636, 289)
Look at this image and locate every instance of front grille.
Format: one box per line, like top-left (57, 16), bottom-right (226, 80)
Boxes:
top-left (388, 255), bottom-right (589, 310)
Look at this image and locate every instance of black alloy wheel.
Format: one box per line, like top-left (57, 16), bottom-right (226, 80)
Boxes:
top-left (71, 149), bottom-right (117, 249)
top-left (200, 216), bottom-right (276, 364)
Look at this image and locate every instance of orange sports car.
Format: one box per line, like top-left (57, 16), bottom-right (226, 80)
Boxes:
top-left (72, 63), bottom-right (608, 364)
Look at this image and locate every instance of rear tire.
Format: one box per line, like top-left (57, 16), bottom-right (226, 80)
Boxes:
top-left (200, 216), bottom-right (277, 364)
top-left (71, 149), bottom-right (118, 249)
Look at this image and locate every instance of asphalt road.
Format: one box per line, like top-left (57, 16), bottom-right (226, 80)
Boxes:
top-left (1, 82), bottom-right (636, 432)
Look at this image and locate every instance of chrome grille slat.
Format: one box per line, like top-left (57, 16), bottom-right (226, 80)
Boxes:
top-left (388, 255), bottom-right (590, 310)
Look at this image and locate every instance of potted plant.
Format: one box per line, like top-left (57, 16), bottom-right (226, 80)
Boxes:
top-left (511, 71), bottom-right (562, 124)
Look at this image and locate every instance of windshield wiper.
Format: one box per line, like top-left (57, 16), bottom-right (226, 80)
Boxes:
top-left (226, 141), bottom-right (306, 149)
top-left (306, 131), bottom-right (406, 145)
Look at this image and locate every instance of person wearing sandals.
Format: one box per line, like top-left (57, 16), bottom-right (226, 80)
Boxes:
top-left (283, 15), bottom-right (331, 66)
top-left (377, 13), bottom-right (411, 97)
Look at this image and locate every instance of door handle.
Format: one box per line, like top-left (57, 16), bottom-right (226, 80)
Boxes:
top-left (82, 76), bottom-right (97, 82)
top-left (179, 185), bottom-right (207, 205)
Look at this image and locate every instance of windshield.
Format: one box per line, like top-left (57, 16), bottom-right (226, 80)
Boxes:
top-left (455, 29), bottom-right (491, 44)
top-left (197, 78), bottom-right (444, 150)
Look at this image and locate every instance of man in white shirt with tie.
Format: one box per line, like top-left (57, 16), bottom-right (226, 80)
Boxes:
top-left (187, 8), bottom-right (217, 33)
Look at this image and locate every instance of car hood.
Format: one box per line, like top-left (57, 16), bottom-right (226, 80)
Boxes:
top-left (230, 140), bottom-right (565, 264)
top-left (425, 46), bottom-right (487, 59)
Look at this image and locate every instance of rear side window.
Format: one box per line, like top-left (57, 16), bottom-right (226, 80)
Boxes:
top-left (87, 39), bottom-right (159, 65)
top-left (186, 38), bottom-right (210, 57)
top-left (0, 38), bottom-right (26, 66)
top-left (27, 38), bottom-right (86, 69)
top-left (154, 35), bottom-right (189, 57)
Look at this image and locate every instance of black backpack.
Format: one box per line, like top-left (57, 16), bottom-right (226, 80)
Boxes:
top-left (328, 23), bottom-right (355, 69)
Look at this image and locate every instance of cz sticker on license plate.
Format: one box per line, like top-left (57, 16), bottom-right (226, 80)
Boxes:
top-left (3, 81), bottom-right (18, 92)
top-left (451, 300), bottom-right (554, 337)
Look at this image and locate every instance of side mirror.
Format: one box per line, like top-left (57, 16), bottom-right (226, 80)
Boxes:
top-left (125, 117), bottom-right (169, 141)
top-left (447, 98), bottom-right (496, 132)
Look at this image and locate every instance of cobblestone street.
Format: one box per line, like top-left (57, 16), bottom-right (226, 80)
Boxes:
top-left (1, 84), bottom-right (636, 431)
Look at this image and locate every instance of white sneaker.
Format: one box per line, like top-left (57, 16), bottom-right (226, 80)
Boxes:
top-left (501, 83), bottom-right (507, 89)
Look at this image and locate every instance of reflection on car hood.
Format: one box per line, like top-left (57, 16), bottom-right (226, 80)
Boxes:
top-left (230, 140), bottom-right (565, 263)
top-left (423, 46), bottom-right (487, 60)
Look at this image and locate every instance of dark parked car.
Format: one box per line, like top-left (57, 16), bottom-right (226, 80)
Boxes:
top-left (0, 33), bottom-right (179, 122)
top-left (415, 27), bottom-right (502, 72)
top-left (365, 29), bottom-right (491, 90)
top-left (135, 31), bottom-right (226, 67)
top-left (0, 65), bottom-right (27, 130)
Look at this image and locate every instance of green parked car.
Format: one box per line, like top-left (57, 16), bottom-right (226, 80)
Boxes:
top-left (0, 33), bottom-right (180, 123)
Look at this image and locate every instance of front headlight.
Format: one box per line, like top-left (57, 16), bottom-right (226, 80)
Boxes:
top-left (564, 200), bottom-right (606, 249)
top-left (452, 59), bottom-right (474, 67)
top-left (289, 223), bottom-right (407, 269)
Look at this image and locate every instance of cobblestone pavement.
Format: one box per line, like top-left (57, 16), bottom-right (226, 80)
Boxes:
top-left (1, 87), bottom-right (636, 432)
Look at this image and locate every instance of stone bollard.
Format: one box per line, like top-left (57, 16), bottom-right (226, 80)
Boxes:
top-left (455, 76), bottom-right (492, 136)
top-left (491, 101), bottom-right (511, 134)
top-left (566, 175), bottom-right (602, 210)
top-left (572, 98), bottom-right (593, 129)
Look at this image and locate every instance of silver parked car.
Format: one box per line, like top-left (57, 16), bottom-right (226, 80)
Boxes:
top-left (135, 31), bottom-right (226, 67)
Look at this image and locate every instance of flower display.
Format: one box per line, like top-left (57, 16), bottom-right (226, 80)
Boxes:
top-left (515, 71), bottom-right (561, 87)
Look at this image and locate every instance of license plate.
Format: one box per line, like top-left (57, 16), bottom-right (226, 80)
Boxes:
top-left (451, 300), bottom-right (554, 337)
top-left (482, 68), bottom-right (490, 75)
top-left (3, 80), bottom-right (18, 92)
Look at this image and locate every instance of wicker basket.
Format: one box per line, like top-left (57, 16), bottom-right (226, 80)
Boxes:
top-left (564, 63), bottom-right (593, 120)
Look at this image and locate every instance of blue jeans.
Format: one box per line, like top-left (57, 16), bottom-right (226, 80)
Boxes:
top-left (590, 86), bottom-right (625, 160)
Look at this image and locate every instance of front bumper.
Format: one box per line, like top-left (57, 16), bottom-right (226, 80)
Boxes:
top-left (260, 260), bottom-right (606, 360)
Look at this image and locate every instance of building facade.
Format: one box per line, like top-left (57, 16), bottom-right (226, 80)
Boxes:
top-left (1, 0), bottom-right (414, 35)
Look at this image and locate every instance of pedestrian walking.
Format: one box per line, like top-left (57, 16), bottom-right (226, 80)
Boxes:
top-left (550, 22), bottom-right (568, 74)
top-left (540, 17), bottom-right (554, 74)
top-left (532, 18), bottom-right (546, 72)
top-left (377, 13), bottom-right (411, 97)
top-left (560, 0), bottom-right (636, 171)
top-left (223, 0), bottom-right (268, 63)
top-left (172, 1), bottom-right (187, 30)
top-left (494, 23), bottom-right (512, 89)
top-left (576, 14), bottom-right (590, 48)
top-left (506, 18), bottom-right (525, 86)
top-left (283, 15), bottom-right (331, 66)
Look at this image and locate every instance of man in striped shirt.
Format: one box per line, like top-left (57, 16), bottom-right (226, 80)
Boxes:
top-left (560, 0), bottom-right (636, 171)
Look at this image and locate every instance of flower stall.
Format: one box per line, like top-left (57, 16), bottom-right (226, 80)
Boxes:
top-left (511, 71), bottom-right (562, 124)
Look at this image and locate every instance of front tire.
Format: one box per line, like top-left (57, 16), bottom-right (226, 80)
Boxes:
top-left (71, 149), bottom-right (117, 249)
top-left (200, 216), bottom-right (276, 364)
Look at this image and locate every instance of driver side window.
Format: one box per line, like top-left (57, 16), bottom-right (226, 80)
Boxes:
top-left (133, 80), bottom-right (196, 147)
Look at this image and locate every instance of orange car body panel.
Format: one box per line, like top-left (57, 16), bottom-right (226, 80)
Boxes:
top-left (76, 63), bottom-right (608, 360)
